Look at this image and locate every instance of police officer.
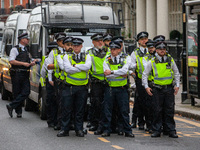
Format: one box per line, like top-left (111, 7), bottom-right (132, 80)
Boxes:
top-left (101, 41), bottom-right (134, 137)
top-left (103, 33), bottom-right (113, 49)
top-left (40, 42), bottom-right (58, 127)
top-left (57, 38), bottom-right (91, 137)
top-left (142, 39), bottom-right (156, 133)
top-left (6, 33), bottom-right (36, 118)
top-left (46, 32), bottom-right (66, 130)
top-left (112, 36), bottom-right (125, 53)
top-left (142, 41), bottom-right (180, 138)
top-left (56, 36), bottom-right (75, 130)
top-left (87, 33), bottom-right (108, 132)
top-left (130, 31), bottom-right (149, 129)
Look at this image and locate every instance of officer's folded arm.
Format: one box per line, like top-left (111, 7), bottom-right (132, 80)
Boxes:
top-left (103, 61), bottom-right (128, 78)
top-left (56, 55), bottom-right (64, 70)
top-left (75, 54), bottom-right (92, 71)
top-left (63, 54), bottom-right (81, 74)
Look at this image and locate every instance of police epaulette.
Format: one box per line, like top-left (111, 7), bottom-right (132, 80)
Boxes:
top-left (81, 52), bottom-right (86, 62)
top-left (134, 47), bottom-right (140, 51)
top-left (85, 51), bottom-right (89, 55)
top-left (106, 55), bottom-right (113, 64)
top-left (154, 57), bottom-right (160, 63)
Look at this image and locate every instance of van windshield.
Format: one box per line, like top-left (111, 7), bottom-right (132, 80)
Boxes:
top-left (48, 28), bottom-right (121, 52)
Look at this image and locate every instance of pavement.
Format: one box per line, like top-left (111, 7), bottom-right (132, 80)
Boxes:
top-left (175, 84), bottom-right (200, 120)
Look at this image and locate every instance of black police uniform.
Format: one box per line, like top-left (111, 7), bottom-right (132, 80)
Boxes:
top-left (6, 33), bottom-right (31, 117)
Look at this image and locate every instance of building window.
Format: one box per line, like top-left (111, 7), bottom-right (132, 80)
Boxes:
top-left (9, 0), bottom-right (14, 7)
top-left (1, 0), bottom-right (4, 8)
top-left (169, 0), bottom-right (182, 34)
top-left (20, 0), bottom-right (23, 5)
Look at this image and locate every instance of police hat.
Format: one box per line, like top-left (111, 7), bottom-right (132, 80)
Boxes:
top-left (91, 33), bottom-right (103, 41)
top-left (63, 37), bottom-right (73, 44)
top-left (109, 41), bottom-right (121, 49)
top-left (137, 31), bottom-right (148, 41)
top-left (47, 42), bottom-right (58, 49)
top-left (18, 33), bottom-right (30, 40)
top-left (153, 35), bottom-right (165, 43)
top-left (55, 32), bottom-right (66, 41)
top-left (146, 39), bottom-right (154, 48)
top-left (103, 33), bottom-right (113, 41)
top-left (72, 38), bottom-right (84, 45)
top-left (155, 41), bottom-right (167, 49)
top-left (112, 36), bottom-right (124, 43)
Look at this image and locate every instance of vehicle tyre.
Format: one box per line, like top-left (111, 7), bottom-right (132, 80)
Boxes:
top-left (1, 81), bottom-right (9, 100)
top-left (38, 87), bottom-right (47, 120)
top-left (24, 98), bottom-right (35, 111)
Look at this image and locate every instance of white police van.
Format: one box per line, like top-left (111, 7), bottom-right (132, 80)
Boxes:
top-left (0, 10), bottom-right (30, 100)
top-left (0, 0), bottom-right (124, 119)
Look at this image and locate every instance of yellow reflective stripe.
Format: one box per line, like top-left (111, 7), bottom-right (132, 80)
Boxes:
top-left (153, 62), bottom-right (158, 77)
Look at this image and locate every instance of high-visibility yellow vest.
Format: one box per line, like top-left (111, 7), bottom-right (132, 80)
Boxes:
top-left (151, 56), bottom-right (174, 85)
top-left (59, 54), bottom-right (66, 81)
top-left (105, 55), bottom-right (127, 87)
top-left (65, 53), bottom-right (88, 85)
top-left (53, 48), bottom-right (61, 79)
top-left (89, 48), bottom-right (109, 80)
top-left (144, 53), bottom-right (154, 81)
top-left (135, 48), bottom-right (149, 79)
top-left (40, 55), bottom-right (47, 87)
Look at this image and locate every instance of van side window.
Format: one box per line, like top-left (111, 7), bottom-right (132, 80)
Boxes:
top-left (4, 29), bottom-right (14, 56)
top-left (32, 24), bottom-right (40, 44)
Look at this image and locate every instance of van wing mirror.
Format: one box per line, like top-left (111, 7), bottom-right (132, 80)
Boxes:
top-left (5, 45), bottom-right (12, 56)
top-left (30, 44), bottom-right (42, 59)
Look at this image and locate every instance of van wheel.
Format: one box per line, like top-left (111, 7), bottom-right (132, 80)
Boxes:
top-left (1, 82), bottom-right (9, 100)
top-left (24, 98), bottom-right (35, 111)
top-left (38, 87), bottom-right (47, 120)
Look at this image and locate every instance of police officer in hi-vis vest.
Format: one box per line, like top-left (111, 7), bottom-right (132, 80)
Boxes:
top-left (57, 38), bottom-right (91, 137)
top-left (141, 39), bottom-right (156, 133)
top-left (130, 31), bottom-right (149, 129)
top-left (142, 41), bottom-right (180, 138)
top-left (56, 36), bottom-right (75, 130)
top-left (6, 33), bottom-right (37, 118)
top-left (46, 32), bottom-right (66, 130)
top-left (87, 33), bottom-right (109, 133)
top-left (101, 41), bottom-right (134, 138)
top-left (103, 33), bottom-right (113, 52)
top-left (40, 42), bottom-right (58, 127)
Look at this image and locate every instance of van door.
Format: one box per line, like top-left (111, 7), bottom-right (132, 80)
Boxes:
top-left (29, 24), bottom-right (42, 102)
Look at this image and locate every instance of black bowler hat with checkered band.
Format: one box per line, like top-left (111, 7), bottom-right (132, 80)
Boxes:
top-left (137, 31), bottom-right (148, 41)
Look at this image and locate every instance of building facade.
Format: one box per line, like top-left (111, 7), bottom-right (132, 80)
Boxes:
top-left (0, 0), bottom-right (41, 22)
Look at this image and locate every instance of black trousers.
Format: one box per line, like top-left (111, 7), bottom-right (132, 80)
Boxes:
top-left (61, 85), bottom-right (88, 131)
top-left (151, 86), bottom-right (176, 133)
top-left (90, 82), bottom-right (105, 128)
top-left (131, 78), bottom-right (147, 126)
top-left (10, 71), bottom-right (30, 114)
top-left (46, 80), bottom-right (57, 125)
top-left (102, 87), bottom-right (131, 134)
top-left (53, 79), bottom-right (63, 127)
